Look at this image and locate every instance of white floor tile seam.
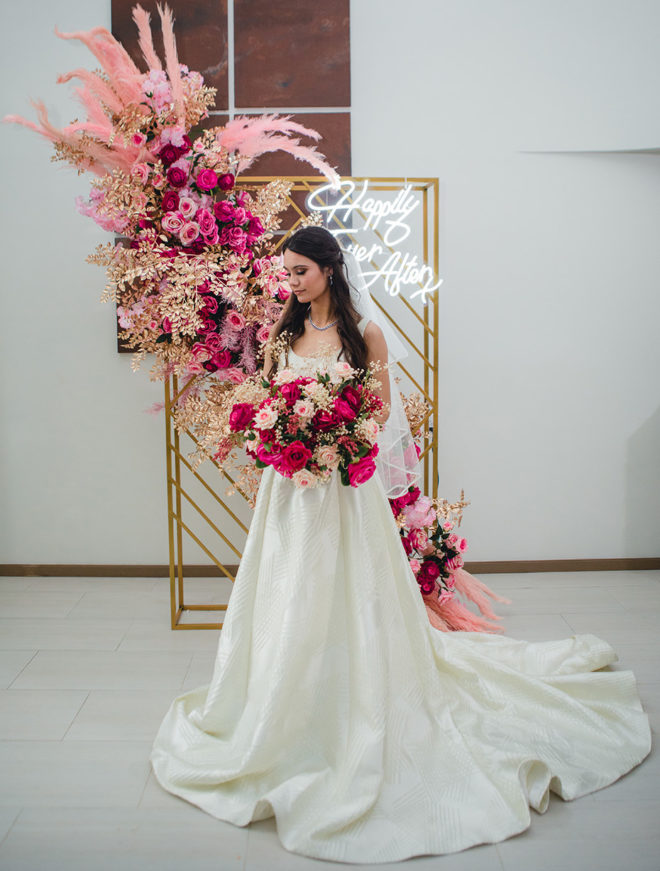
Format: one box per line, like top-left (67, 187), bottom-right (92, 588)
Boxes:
top-left (4, 651), bottom-right (39, 689)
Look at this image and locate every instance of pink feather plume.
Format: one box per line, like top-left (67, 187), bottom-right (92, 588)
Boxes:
top-left (216, 115), bottom-right (339, 185)
top-left (424, 568), bottom-right (511, 634)
top-left (132, 5), bottom-right (163, 71)
top-left (157, 4), bottom-right (185, 123)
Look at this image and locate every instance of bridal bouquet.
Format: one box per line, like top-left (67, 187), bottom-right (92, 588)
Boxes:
top-left (228, 361), bottom-right (383, 489)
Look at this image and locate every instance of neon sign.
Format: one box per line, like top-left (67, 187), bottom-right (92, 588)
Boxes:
top-left (306, 179), bottom-right (443, 304)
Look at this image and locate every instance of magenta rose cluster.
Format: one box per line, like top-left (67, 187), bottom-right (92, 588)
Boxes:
top-left (155, 136), bottom-right (265, 256)
top-left (390, 485), bottom-right (467, 603)
top-left (226, 363), bottom-right (383, 489)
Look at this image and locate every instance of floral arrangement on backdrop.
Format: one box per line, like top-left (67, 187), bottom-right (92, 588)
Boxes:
top-left (3, 3), bottom-right (338, 401)
top-left (4, 4), bottom-right (508, 632)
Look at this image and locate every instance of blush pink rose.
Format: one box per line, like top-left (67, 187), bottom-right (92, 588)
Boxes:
top-left (178, 196), bottom-right (197, 219)
top-left (256, 324), bottom-right (271, 344)
top-left (180, 222), bottom-right (200, 245)
top-left (225, 310), bottom-right (246, 331)
top-left (130, 163), bottom-right (149, 184)
top-left (161, 212), bottom-right (184, 233)
top-left (224, 367), bottom-right (246, 384)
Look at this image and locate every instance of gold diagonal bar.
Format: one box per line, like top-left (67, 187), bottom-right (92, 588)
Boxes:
top-left (396, 362), bottom-right (432, 400)
top-left (170, 512), bottom-right (236, 580)
top-left (180, 427), bottom-right (252, 504)
top-left (170, 479), bottom-right (243, 559)
top-left (170, 373), bottom-right (199, 407)
top-left (167, 444), bottom-right (249, 534)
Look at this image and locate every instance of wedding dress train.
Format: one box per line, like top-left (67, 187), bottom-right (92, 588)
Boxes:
top-left (151, 336), bottom-right (651, 864)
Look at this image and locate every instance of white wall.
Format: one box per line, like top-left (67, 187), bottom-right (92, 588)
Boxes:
top-left (1, 0), bottom-right (658, 564)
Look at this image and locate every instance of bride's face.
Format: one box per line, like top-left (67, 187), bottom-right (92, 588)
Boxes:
top-left (283, 250), bottom-right (332, 305)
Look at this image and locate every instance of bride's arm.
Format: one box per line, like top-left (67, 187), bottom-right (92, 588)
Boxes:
top-left (363, 321), bottom-right (391, 424)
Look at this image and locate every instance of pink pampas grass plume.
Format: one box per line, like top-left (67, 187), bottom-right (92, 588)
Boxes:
top-left (132, 4), bottom-right (163, 71)
top-left (157, 4), bottom-right (185, 123)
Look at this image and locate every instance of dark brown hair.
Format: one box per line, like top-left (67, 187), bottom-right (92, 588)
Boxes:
top-left (267, 226), bottom-right (367, 377)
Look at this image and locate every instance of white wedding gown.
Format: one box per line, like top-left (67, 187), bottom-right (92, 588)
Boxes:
top-left (151, 325), bottom-right (651, 864)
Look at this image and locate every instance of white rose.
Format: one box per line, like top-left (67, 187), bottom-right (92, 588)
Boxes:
top-left (317, 444), bottom-right (340, 469)
top-left (274, 368), bottom-right (297, 384)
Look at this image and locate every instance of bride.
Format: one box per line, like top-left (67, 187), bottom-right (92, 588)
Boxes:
top-left (151, 226), bottom-right (651, 864)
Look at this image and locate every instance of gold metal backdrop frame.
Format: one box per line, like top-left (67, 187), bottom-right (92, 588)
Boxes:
top-left (165, 177), bottom-right (440, 629)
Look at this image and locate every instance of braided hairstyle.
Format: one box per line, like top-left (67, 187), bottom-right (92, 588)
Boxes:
top-left (267, 226), bottom-right (368, 377)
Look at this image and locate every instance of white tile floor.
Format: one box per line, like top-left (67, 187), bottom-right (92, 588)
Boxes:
top-left (0, 571), bottom-right (658, 871)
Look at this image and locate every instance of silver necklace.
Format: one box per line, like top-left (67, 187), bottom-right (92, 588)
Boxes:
top-left (308, 311), bottom-right (338, 331)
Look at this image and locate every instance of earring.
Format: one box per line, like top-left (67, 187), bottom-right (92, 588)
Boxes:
top-left (329, 273), bottom-right (334, 286)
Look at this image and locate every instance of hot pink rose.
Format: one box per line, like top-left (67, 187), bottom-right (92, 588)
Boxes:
top-left (248, 216), bottom-right (264, 237)
top-left (204, 333), bottom-right (222, 350)
top-left (227, 226), bottom-right (247, 252)
top-left (229, 403), bottom-right (255, 432)
top-left (213, 201), bottom-right (235, 222)
top-left (196, 168), bottom-right (218, 191)
top-left (280, 440), bottom-right (312, 475)
top-left (333, 397), bottom-right (358, 422)
top-left (233, 206), bottom-right (247, 225)
top-left (280, 382), bottom-right (302, 405)
top-left (314, 409), bottom-right (338, 432)
top-left (196, 208), bottom-right (216, 236)
top-left (347, 454), bottom-right (376, 487)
